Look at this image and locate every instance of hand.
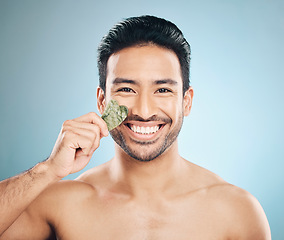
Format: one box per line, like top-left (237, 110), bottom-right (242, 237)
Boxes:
top-left (46, 112), bottom-right (108, 179)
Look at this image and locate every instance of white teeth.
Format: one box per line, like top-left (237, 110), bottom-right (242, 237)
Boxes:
top-left (130, 124), bottom-right (160, 134)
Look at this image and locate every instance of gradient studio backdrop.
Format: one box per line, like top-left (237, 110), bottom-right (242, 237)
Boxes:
top-left (0, 0), bottom-right (283, 238)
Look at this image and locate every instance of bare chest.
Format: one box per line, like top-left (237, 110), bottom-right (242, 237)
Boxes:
top-left (54, 196), bottom-right (229, 240)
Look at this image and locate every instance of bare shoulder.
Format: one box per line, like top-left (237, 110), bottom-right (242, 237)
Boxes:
top-left (196, 166), bottom-right (271, 240)
top-left (39, 178), bottom-right (97, 202)
top-left (209, 184), bottom-right (271, 239)
top-left (36, 162), bottom-right (110, 210)
top-left (40, 162), bottom-right (109, 201)
top-left (185, 161), bottom-right (271, 239)
top-left (185, 160), bottom-right (227, 189)
top-left (1, 177), bottom-right (99, 239)
top-left (75, 161), bottom-right (109, 184)
top-left (29, 176), bottom-right (99, 225)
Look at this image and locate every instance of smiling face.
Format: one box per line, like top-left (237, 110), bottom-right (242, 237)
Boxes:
top-left (97, 44), bottom-right (193, 162)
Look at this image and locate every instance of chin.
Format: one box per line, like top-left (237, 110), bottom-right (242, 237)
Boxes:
top-left (111, 128), bottom-right (177, 163)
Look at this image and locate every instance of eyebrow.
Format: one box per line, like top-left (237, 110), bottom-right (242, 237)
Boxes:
top-left (112, 78), bottom-right (178, 86)
top-left (112, 78), bottom-right (138, 85)
top-left (153, 79), bottom-right (178, 85)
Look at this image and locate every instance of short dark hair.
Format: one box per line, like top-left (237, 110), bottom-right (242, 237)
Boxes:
top-left (97, 15), bottom-right (191, 94)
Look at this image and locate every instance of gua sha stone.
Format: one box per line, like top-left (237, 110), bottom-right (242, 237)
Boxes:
top-left (102, 99), bottom-right (128, 131)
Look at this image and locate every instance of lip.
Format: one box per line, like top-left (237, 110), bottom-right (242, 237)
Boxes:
top-left (123, 121), bottom-right (165, 141)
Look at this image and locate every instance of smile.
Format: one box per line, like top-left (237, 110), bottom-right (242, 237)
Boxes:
top-left (127, 124), bottom-right (161, 135)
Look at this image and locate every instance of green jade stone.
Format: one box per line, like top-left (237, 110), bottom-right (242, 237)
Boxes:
top-left (102, 99), bottom-right (128, 131)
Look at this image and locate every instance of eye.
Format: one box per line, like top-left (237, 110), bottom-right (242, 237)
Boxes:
top-left (117, 87), bottom-right (135, 93)
top-left (156, 88), bottom-right (172, 93)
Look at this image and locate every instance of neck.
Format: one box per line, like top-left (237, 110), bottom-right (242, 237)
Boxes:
top-left (109, 140), bottom-right (187, 198)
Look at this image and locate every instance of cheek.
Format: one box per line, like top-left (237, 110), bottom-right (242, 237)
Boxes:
top-left (156, 97), bottom-right (183, 119)
top-left (110, 96), bottom-right (135, 109)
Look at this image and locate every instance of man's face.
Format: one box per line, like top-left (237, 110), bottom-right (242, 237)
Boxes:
top-left (100, 45), bottom-right (192, 162)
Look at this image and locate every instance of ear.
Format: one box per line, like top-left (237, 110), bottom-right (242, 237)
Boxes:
top-left (183, 87), bottom-right (194, 116)
top-left (97, 87), bottom-right (106, 115)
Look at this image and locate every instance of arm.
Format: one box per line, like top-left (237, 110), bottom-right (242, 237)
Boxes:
top-left (0, 161), bottom-right (59, 236)
top-left (0, 112), bottom-right (108, 237)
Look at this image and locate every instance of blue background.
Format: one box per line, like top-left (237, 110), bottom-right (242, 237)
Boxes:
top-left (0, 0), bottom-right (283, 238)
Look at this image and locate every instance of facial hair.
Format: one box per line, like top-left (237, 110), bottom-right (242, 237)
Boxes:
top-left (109, 113), bottom-right (184, 162)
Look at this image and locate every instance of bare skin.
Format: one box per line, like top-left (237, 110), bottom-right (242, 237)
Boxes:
top-left (0, 45), bottom-right (271, 239)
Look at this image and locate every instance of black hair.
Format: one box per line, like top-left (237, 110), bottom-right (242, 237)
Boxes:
top-left (97, 15), bottom-right (191, 94)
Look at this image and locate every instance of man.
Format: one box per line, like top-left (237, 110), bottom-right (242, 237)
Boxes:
top-left (0, 15), bottom-right (270, 239)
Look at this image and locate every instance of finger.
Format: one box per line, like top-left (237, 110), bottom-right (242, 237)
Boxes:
top-left (63, 120), bottom-right (105, 139)
top-left (73, 112), bottom-right (108, 136)
top-left (89, 130), bottom-right (101, 154)
top-left (63, 125), bottom-right (101, 156)
top-left (76, 135), bottom-right (100, 158)
top-left (76, 125), bottom-right (101, 155)
top-left (62, 131), bottom-right (93, 155)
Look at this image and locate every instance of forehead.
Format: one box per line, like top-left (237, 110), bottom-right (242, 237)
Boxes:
top-left (106, 45), bottom-right (182, 86)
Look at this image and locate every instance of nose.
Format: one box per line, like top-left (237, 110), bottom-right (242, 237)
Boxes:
top-left (131, 91), bottom-right (157, 120)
